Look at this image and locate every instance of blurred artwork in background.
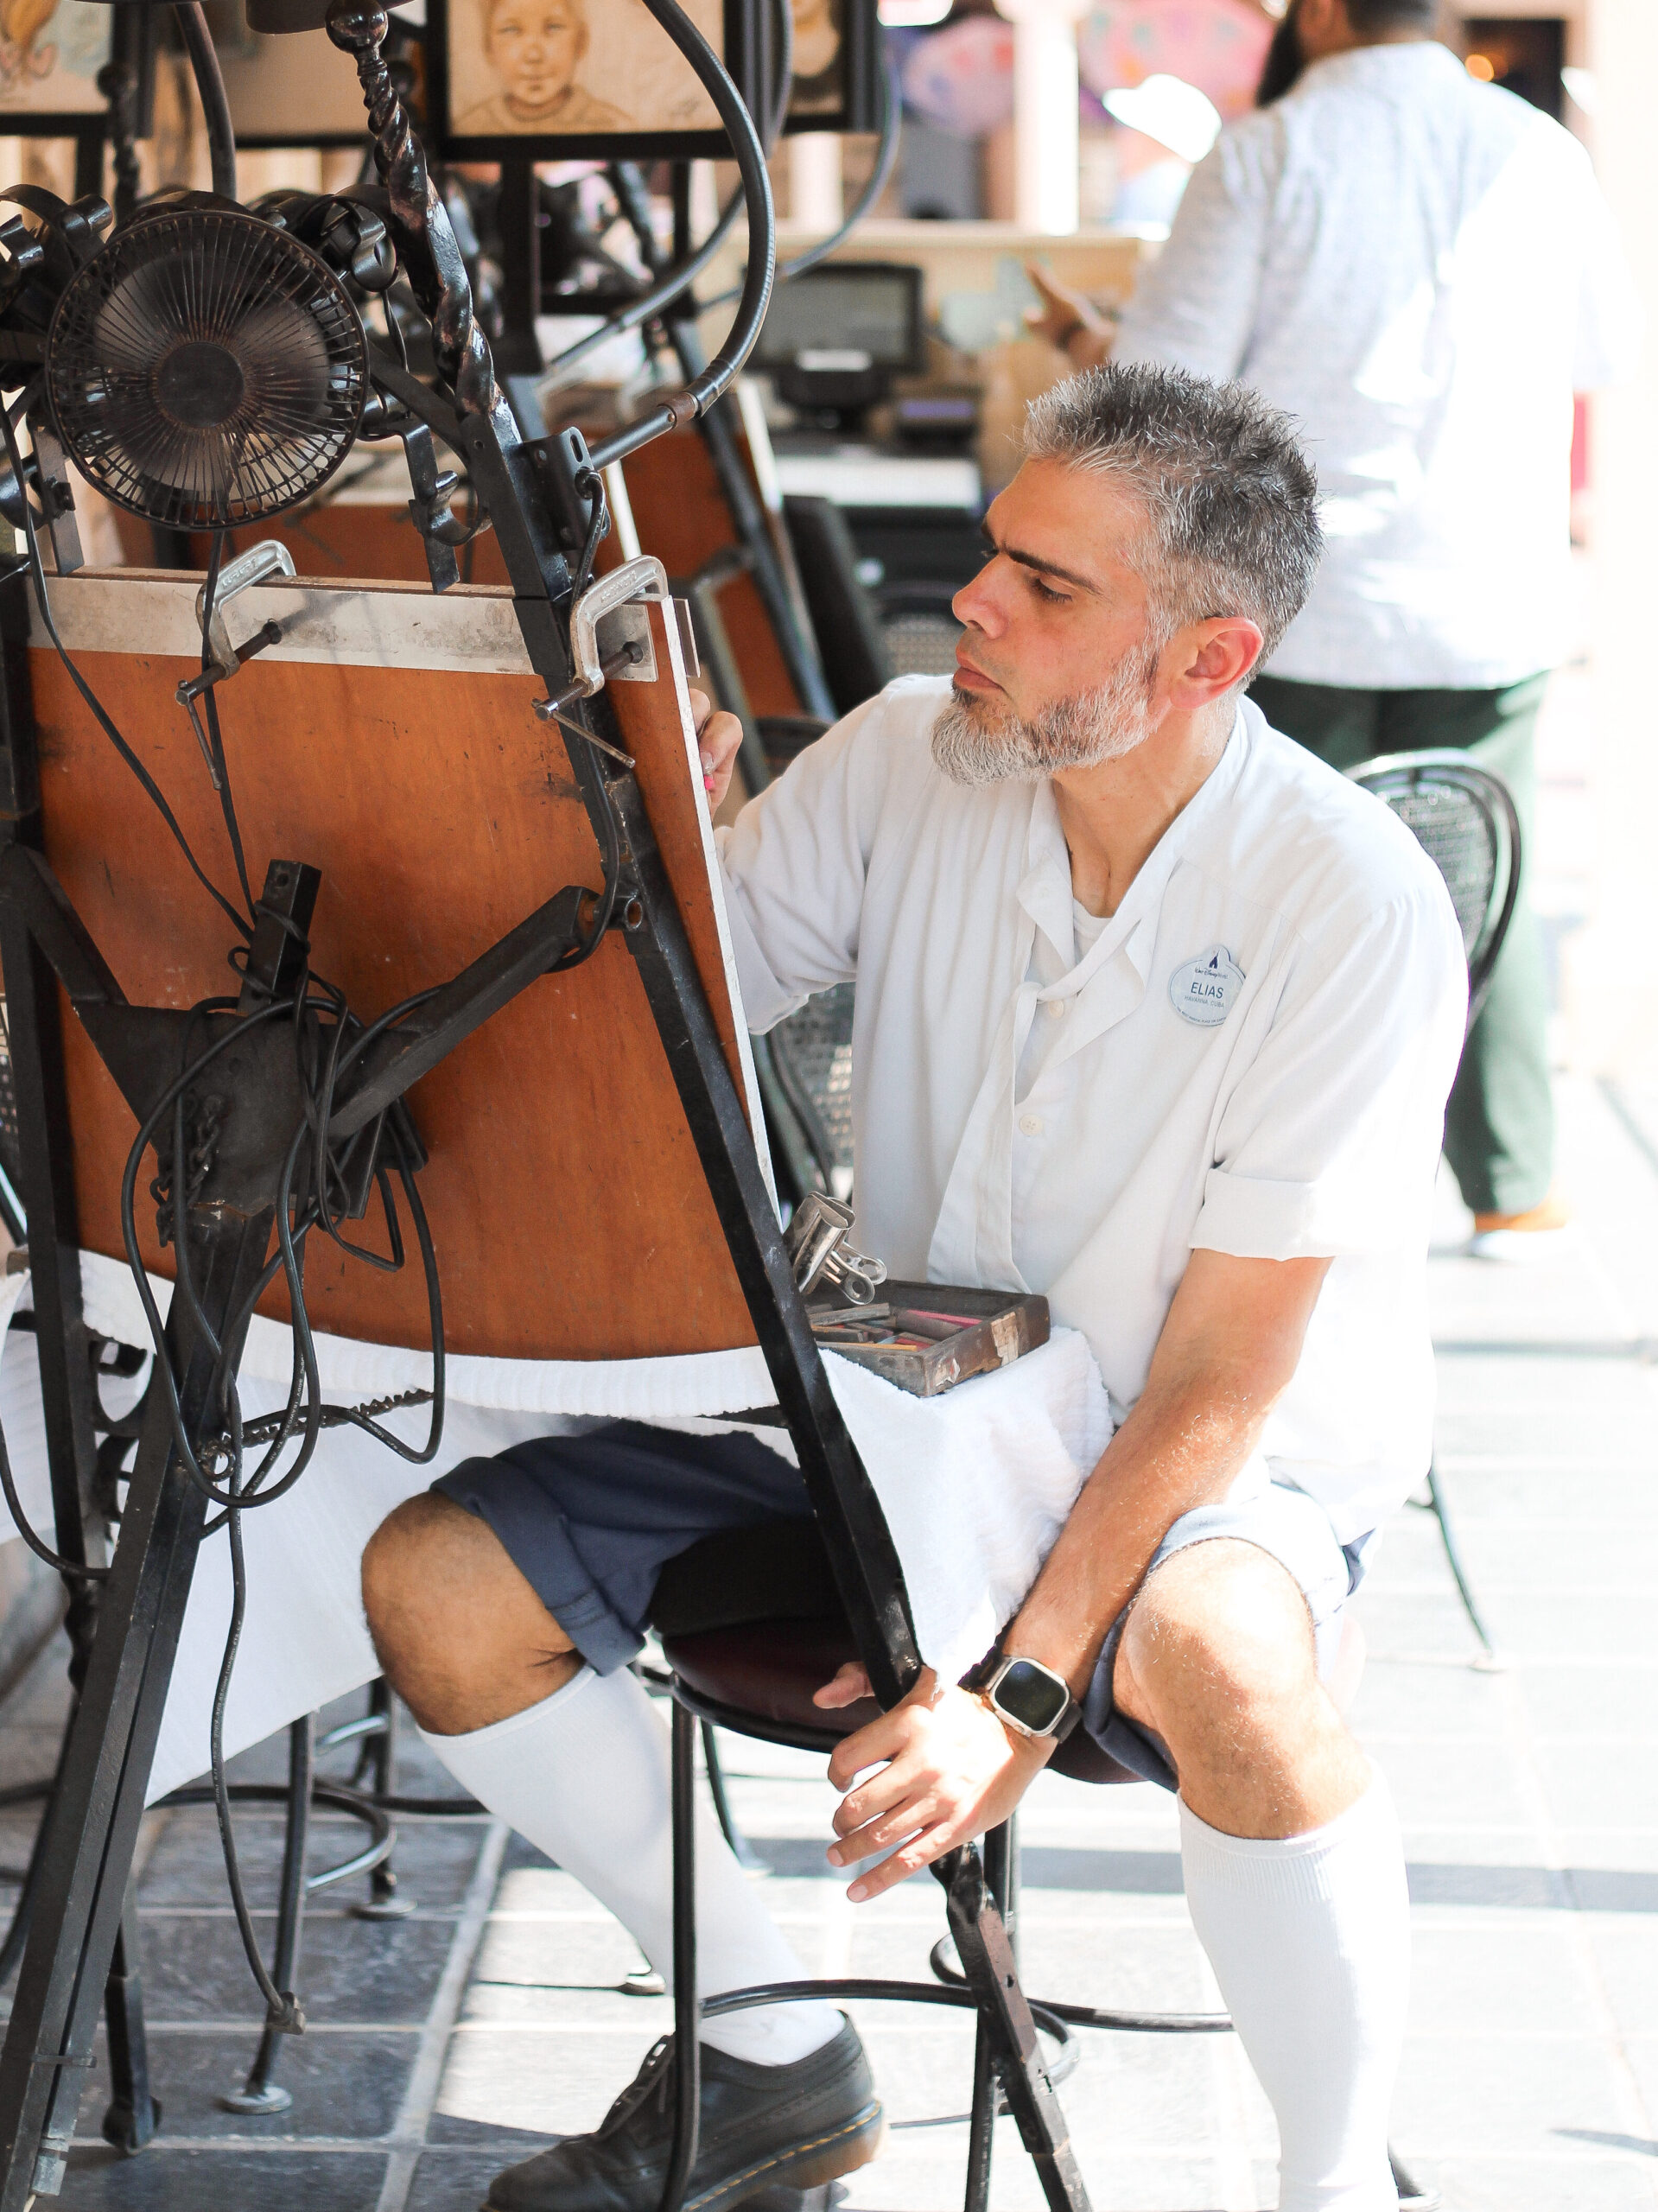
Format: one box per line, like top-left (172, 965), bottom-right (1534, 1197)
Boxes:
top-left (441, 0), bottom-right (727, 144)
top-left (1077, 0), bottom-right (1271, 119)
top-left (1079, 0), bottom-right (1267, 225)
top-left (790, 0), bottom-right (843, 117)
top-left (899, 15), bottom-right (1013, 139)
top-left (0, 0), bottom-right (108, 114)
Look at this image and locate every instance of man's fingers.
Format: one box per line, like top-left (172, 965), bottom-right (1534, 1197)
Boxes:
top-left (826, 1709), bottom-right (911, 1789)
top-left (845, 1817), bottom-right (967, 1903)
top-left (688, 687), bottom-right (715, 733)
top-left (830, 1791), bottom-right (939, 1866)
top-left (813, 1662), bottom-right (873, 1709)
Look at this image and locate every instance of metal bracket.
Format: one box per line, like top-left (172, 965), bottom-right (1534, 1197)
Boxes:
top-left (176, 542), bottom-right (296, 787)
top-left (29, 427), bottom-right (82, 580)
top-left (194, 540), bottom-right (295, 680)
top-left (568, 556), bottom-right (670, 694)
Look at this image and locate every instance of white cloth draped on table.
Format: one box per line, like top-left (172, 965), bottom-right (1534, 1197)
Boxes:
top-left (0, 1253), bottom-right (1112, 1803)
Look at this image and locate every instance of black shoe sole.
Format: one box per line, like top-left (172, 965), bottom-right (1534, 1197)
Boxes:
top-left (480, 2101), bottom-right (886, 2212)
top-left (710, 2100), bottom-right (886, 2211)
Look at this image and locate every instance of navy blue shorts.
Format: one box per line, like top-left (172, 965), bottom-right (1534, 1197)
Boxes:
top-left (434, 1423), bottom-right (1372, 1792)
top-left (434, 1421), bottom-right (811, 1675)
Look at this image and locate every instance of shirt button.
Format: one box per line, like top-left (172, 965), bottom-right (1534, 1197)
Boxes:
top-left (1044, 999), bottom-right (1066, 1020)
top-left (1018, 1114), bottom-right (1044, 1136)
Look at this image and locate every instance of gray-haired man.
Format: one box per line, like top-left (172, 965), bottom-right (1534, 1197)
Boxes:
top-left (362, 365), bottom-right (1465, 2212)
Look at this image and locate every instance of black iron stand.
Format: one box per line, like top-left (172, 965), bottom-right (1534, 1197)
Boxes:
top-left (0, 23), bottom-right (1089, 2204)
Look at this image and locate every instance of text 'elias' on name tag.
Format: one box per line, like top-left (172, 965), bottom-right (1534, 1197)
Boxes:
top-left (1169, 945), bottom-right (1245, 1027)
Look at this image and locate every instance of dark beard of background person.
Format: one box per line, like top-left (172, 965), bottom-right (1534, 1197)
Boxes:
top-left (1256, 0), bottom-right (1305, 104)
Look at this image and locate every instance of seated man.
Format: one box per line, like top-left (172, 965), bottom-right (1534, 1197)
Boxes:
top-left (362, 364), bottom-right (1465, 2212)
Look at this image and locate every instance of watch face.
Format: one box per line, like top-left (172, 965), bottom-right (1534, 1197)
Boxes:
top-left (994, 1659), bottom-right (1070, 1735)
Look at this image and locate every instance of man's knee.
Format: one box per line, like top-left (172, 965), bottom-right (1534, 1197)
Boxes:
top-left (363, 1492), bottom-right (488, 1640)
top-left (1116, 1537), bottom-right (1318, 1730)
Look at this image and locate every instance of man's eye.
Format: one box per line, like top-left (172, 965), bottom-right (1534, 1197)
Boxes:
top-left (1031, 577), bottom-right (1070, 606)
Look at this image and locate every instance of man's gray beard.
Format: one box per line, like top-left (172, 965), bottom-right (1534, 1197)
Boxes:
top-left (931, 653), bottom-right (1159, 787)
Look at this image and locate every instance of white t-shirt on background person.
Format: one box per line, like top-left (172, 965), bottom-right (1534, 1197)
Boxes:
top-left (717, 676), bottom-right (1468, 1546)
top-left (1114, 41), bottom-right (1642, 690)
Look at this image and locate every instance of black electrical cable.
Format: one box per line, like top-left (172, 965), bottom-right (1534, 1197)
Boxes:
top-left (174, 1), bottom-right (238, 201)
top-left (0, 1406), bottom-right (106, 1582)
top-left (198, 526), bottom-right (259, 925)
top-left (539, 0), bottom-right (793, 394)
top-left (584, 0), bottom-right (777, 472)
top-left (0, 410), bottom-right (252, 943)
top-left (698, 47), bottom-right (902, 313)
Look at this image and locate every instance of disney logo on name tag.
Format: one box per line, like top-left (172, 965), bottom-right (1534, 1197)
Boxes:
top-left (1169, 945), bottom-right (1245, 1027)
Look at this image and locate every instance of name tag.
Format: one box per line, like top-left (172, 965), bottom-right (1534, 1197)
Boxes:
top-left (1169, 945), bottom-right (1245, 1027)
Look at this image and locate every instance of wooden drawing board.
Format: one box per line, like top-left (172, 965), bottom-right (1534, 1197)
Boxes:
top-left (24, 567), bottom-right (768, 1362)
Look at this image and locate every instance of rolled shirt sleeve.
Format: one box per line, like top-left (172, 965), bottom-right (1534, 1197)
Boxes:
top-left (1193, 876), bottom-right (1468, 1261)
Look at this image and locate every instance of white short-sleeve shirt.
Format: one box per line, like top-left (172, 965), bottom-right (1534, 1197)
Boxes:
top-left (717, 677), bottom-right (1467, 1542)
top-left (1113, 42), bottom-right (1642, 690)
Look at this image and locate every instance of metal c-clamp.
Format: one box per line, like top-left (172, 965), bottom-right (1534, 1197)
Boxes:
top-left (176, 540), bottom-right (297, 788)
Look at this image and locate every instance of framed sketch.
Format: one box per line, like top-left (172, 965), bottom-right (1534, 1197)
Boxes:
top-left (0, 0), bottom-right (111, 133)
top-left (429, 0), bottom-right (765, 162)
top-left (782, 0), bottom-right (880, 136)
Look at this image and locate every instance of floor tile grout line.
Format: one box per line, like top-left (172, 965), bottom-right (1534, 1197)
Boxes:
top-left (374, 1816), bottom-right (510, 2212)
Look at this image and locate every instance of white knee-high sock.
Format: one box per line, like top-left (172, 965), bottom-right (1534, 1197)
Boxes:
top-left (1179, 1770), bottom-right (1409, 2212)
top-left (419, 1665), bottom-right (842, 2067)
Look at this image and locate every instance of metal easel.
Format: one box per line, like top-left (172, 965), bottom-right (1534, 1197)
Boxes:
top-left (0, 12), bottom-right (1090, 2211)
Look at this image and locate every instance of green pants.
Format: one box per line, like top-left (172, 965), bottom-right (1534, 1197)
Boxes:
top-left (1250, 672), bottom-right (1553, 1219)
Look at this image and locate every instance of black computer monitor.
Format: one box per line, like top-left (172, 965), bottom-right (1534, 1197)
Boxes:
top-left (753, 263), bottom-right (925, 429)
top-left (753, 263), bottom-right (925, 377)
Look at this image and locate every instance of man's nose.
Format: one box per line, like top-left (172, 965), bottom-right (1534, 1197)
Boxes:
top-left (953, 563), bottom-right (1005, 638)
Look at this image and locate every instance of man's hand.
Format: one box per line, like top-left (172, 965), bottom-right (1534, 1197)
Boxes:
top-left (818, 1666), bottom-right (1053, 1902)
top-left (691, 689), bottom-right (744, 815)
top-left (1024, 264), bottom-right (1115, 370)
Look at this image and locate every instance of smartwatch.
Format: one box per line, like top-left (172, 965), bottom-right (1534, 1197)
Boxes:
top-left (980, 1654), bottom-right (1083, 1745)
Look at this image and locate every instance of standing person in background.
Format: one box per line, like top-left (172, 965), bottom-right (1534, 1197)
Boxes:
top-left (1029, 0), bottom-right (1640, 1256)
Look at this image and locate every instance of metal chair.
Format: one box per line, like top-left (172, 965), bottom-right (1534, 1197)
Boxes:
top-left (1349, 748), bottom-right (1523, 1668)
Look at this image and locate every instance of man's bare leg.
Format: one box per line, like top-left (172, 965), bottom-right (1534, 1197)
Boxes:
top-left (1112, 1535), bottom-right (1370, 1835)
top-left (362, 1492), bottom-right (580, 1734)
top-left (1114, 1538), bottom-right (1407, 2212)
top-left (359, 1491), bottom-right (848, 2071)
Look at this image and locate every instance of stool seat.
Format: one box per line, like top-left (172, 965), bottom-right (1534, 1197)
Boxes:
top-left (662, 1615), bottom-right (1140, 1783)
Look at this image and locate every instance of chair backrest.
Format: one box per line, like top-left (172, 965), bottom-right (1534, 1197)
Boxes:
top-left (1347, 748), bottom-right (1521, 1028)
top-left (765, 982), bottom-right (856, 1198)
top-left (781, 495), bottom-right (894, 717)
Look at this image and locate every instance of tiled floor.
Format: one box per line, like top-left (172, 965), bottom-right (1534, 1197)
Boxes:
top-left (3, 1073), bottom-right (1651, 2212)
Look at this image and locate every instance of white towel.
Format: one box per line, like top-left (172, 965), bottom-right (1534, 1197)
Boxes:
top-left (1, 1252), bottom-right (1112, 1801)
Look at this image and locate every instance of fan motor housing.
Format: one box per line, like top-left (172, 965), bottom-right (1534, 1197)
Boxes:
top-left (46, 198), bottom-right (370, 534)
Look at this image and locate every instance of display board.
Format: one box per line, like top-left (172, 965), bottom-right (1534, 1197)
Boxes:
top-left (25, 566), bottom-right (765, 1361)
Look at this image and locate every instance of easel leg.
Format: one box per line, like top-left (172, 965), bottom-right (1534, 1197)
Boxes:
top-left (937, 1847), bottom-right (1093, 2212)
top-left (0, 1212), bottom-right (273, 2209)
top-left (99, 1887), bottom-right (160, 2153)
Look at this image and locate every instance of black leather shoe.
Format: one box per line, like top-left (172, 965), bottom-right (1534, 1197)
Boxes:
top-left (482, 2019), bottom-right (883, 2212)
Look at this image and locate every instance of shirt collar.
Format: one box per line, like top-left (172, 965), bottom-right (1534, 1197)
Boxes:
top-left (1015, 703), bottom-right (1253, 980)
top-left (1293, 38), bottom-right (1460, 93)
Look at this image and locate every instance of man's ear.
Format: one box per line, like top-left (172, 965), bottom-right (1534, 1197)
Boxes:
top-left (1166, 614), bottom-right (1273, 708)
top-left (1165, 617), bottom-right (1263, 710)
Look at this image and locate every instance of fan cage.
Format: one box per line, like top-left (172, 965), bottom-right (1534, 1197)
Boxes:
top-left (47, 207), bottom-right (370, 533)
